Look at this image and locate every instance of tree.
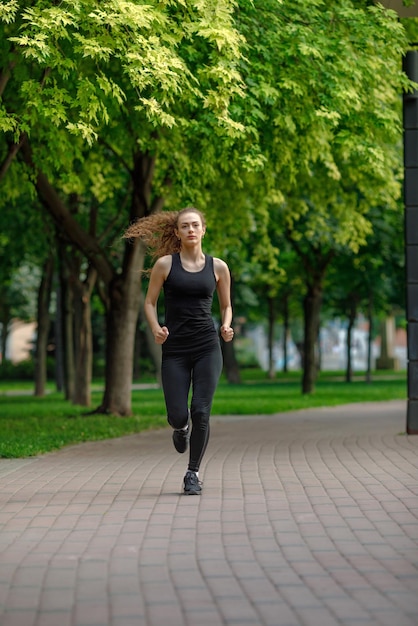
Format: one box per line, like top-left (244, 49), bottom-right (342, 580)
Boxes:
top-left (0, 0), bottom-right (412, 405)
top-left (325, 200), bottom-right (405, 381)
top-left (0, 0), bottom-right (246, 414)
top-left (192, 0), bottom-right (410, 392)
top-left (232, 0), bottom-right (410, 393)
top-left (0, 185), bottom-right (52, 386)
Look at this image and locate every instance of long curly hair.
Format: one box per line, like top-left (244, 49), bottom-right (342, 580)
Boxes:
top-left (123, 207), bottom-right (206, 263)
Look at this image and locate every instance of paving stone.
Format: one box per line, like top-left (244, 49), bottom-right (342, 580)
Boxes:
top-left (0, 400), bottom-right (417, 626)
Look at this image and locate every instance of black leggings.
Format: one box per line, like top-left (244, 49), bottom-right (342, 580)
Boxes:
top-left (161, 343), bottom-right (223, 472)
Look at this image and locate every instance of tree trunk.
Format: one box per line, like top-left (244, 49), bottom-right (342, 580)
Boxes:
top-left (73, 265), bottom-right (97, 406)
top-left (98, 240), bottom-right (146, 415)
top-left (56, 240), bottom-right (77, 401)
top-left (366, 293), bottom-right (373, 383)
top-left (286, 241), bottom-right (334, 395)
top-left (0, 307), bottom-right (10, 365)
top-left (221, 337), bottom-right (241, 383)
top-left (317, 322), bottom-right (322, 373)
top-left (54, 277), bottom-right (65, 392)
top-left (302, 283), bottom-right (322, 394)
top-left (137, 289), bottom-right (162, 384)
top-left (61, 262), bottom-right (75, 402)
top-left (34, 254), bottom-right (54, 396)
top-left (95, 152), bottom-right (161, 415)
top-left (346, 320), bottom-right (352, 383)
top-left (267, 296), bottom-right (275, 379)
top-left (133, 321), bottom-right (142, 381)
top-left (144, 323), bottom-right (163, 385)
top-left (222, 271), bottom-right (241, 383)
top-left (282, 295), bottom-right (289, 373)
top-left (345, 303), bottom-right (356, 383)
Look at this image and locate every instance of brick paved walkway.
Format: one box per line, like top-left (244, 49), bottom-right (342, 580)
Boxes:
top-left (0, 400), bottom-right (417, 626)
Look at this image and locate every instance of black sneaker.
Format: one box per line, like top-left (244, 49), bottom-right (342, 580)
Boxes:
top-left (172, 425), bottom-right (189, 453)
top-left (183, 471), bottom-right (202, 495)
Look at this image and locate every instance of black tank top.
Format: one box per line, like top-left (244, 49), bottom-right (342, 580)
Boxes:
top-left (162, 253), bottom-right (219, 355)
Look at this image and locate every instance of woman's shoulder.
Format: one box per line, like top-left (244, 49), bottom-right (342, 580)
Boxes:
top-left (212, 257), bottom-right (230, 279)
top-left (156, 254), bottom-right (173, 265)
top-left (213, 257), bottom-right (229, 270)
top-left (153, 254), bottom-right (173, 278)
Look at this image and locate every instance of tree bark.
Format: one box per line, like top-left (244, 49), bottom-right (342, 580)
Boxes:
top-left (345, 298), bottom-right (358, 383)
top-left (221, 337), bottom-right (241, 383)
top-left (267, 296), bottom-right (275, 379)
top-left (302, 283), bottom-right (322, 394)
top-left (98, 240), bottom-right (146, 415)
top-left (317, 322), bottom-right (322, 373)
top-left (73, 265), bottom-right (97, 406)
top-left (366, 293), bottom-right (373, 383)
top-left (138, 290), bottom-right (162, 385)
top-left (34, 254), bottom-right (54, 396)
top-left (286, 238), bottom-right (334, 395)
top-left (54, 277), bottom-right (65, 392)
top-left (0, 306), bottom-right (11, 365)
top-left (95, 150), bottom-right (158, 415)
top-left (133, 321), bottom-right (142, 381)
top-left (60, 255), bottom-right (75, 402)
top-left (282, 295), bottom-right (289, 373)
top-left (144, 323), bottom-right (162, 386)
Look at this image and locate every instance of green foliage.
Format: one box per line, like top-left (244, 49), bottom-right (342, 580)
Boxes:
top-left (0, 0), bottom-right (413, 406)
top-left (0, 1), bottom-right (18, 25)
top-left (324, 197), bottom-right (406, 321)
top-left (178, 0), bottom-right (412, 300)
top-left (1, 1), bottom-right (411, 257)
top-left (1, 0), bottom-right (245, 143)
top-left (0, 356), bottom-right (56, 380)
top-left (0, 0), bottom-right (250, 288)
top-left (401, 15), bottom-right (418, 42)
top-left (0, 359), bottom-right (34, 380)
top-left (219, 1), bottom-right (409, 272)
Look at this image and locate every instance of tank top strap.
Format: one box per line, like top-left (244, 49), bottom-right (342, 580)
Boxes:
top-left (206, 254), bottom-right (214, 276)
top-left (172, 252), bottom-right (181, 267)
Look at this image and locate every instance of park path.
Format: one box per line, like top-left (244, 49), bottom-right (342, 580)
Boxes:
top-left (0, 400), bottom-right (417, 626)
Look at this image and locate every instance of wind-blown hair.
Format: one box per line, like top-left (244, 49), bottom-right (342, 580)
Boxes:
top-left (123, 207), bottom-right (206, 263)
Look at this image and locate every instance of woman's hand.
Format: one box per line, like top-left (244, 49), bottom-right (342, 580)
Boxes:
top-left (220, 325), bottom-right (234, 343)
top-left (153, 326), bottom-right (169, 344)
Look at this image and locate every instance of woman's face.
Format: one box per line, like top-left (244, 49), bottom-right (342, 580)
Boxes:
top-left (176, 211), bottom-right (206, 245)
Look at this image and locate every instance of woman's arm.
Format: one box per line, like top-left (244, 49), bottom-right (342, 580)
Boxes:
top-left (144, 256), bottom-right (171, 344)
top-left (214, 258), bottom-right (234, 342)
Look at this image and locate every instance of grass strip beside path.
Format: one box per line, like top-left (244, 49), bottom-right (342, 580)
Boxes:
top-left (0, 371), bottom-right (407, 459)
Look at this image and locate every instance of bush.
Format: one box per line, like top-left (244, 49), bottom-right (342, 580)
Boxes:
top-left (0, 359), bottom-right (34, 380)
top-left (0, 357), bottom-right (56, 381)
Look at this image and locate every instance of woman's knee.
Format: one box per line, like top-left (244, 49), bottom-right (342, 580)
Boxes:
top-left (190, 402), bottom-right (211, 427)
top-left (167, 407), bottom-right (189, 429)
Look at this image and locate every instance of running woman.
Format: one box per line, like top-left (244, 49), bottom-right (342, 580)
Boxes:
top-left (124, 207), bottom-right (234, 495)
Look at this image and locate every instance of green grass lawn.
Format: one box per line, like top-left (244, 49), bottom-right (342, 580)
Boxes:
top-left (0, 369), bottom-right (407, 459)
